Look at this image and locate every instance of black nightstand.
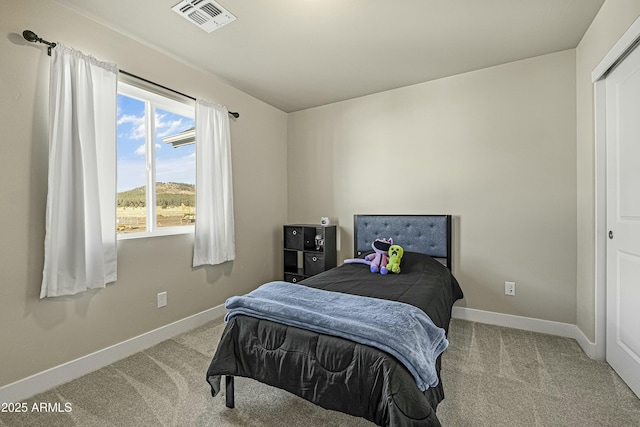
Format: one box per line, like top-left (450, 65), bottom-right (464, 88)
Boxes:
top-left (283, 224), bottom-right (336, 283)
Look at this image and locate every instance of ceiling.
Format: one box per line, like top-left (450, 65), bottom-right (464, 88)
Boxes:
top-left (52, 0), bottom-right (604, 113)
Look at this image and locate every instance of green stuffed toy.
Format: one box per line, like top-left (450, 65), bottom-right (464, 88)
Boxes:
top-left (387, 244), bottom-right (404, 274)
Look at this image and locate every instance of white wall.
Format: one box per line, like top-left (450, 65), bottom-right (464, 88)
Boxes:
top-left (0, 0), bottom-right (288, 388)
top-left (288, 50), bottom-right (577, 325)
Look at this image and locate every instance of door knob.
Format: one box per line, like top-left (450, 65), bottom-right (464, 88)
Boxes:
top-left (609, 230), bottom-right (614, 239)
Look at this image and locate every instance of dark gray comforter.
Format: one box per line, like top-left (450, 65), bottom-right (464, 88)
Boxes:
top-left (206, 252), bottom-right (463, 426)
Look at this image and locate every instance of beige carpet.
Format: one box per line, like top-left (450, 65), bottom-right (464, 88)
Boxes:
top-left (1, 318), bottom-right (639, 426)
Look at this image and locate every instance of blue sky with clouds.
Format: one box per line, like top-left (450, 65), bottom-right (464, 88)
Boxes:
top-left (117, 94), bottom-right (195, 193)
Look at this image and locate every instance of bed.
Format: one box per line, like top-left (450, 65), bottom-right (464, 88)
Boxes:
top-left (206, 214), bottom-right (463, 426)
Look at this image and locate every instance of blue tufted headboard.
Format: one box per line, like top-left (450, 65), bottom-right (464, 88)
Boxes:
top-left (353, 215), bottom-right (452, 270)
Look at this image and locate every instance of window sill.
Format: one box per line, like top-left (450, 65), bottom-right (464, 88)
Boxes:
top-left (117, 225), bottom-right (194, 240)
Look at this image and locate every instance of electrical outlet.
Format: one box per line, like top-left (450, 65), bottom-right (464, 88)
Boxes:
top-left (505, 281), bottom-right (516, 296)
top-left (157, 291), bottom-right (167, 308)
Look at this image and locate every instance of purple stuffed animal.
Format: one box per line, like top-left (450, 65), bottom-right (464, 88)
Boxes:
top-left (344, 237), bottom-right (393, 274)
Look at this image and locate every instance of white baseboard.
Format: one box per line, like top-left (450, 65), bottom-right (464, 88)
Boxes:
top-left (452, 306), bottom-right (601, 359)
top-left (575, 325), bottom-right (604, 360)
top-left (0, 304), bottom-right (226, 404)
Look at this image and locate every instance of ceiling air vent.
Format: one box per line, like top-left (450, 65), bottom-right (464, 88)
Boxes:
top-left (171, 0), bottom-right (236, 33)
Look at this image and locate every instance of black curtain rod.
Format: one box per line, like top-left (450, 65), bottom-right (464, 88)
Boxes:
top-left (119, 70), bottom-right (239, 118)
top-left (22, 29), bottom-right (239, 119)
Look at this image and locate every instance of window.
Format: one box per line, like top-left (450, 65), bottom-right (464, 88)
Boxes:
top-left (117, 82), bottom-right (196, 238)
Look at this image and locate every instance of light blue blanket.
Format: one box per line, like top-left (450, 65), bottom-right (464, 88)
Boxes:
top-left (224, 281), bottom-right (448, 391)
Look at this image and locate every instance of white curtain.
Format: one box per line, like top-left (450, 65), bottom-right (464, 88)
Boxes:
top-left (193, 100), bottom-right (236, 267)
top-left (41, 43), bottom-right (118, 298)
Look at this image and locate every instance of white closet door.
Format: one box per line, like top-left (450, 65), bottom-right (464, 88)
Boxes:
top-left (606, 42), bottom-right (640, 399)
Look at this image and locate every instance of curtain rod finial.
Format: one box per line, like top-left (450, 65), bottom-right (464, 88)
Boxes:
top-left (23, 30), bottom-right (39, 43)
top-left (22, 30), bottom-right (56, 55)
